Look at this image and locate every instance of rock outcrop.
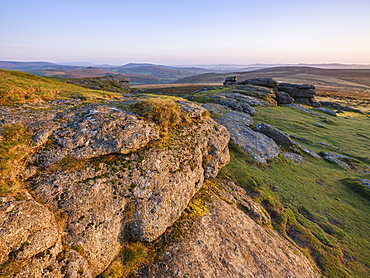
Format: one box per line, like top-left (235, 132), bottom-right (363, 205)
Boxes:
top-left (278, 83), bottom-right (320, 107)
top-left (0, 99), bottom-right (230, 277)
top-left (223, 76), bottom-right (237, 86)
top-left (0, 91), bottom-right (322, 277)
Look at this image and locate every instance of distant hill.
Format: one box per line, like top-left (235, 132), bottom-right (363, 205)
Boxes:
top-left (0, 61), bottom-right (57, 69)
top-left (0, 62), bottom-right (215, 85)
top-left (0, 61), bottom-right (80, 71)
top-left (2, 61), bottom-right (370, 86)
top-left (175, 66), bottom-right (370, 93)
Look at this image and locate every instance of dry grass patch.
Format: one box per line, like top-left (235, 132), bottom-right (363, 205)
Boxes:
top-left (131, 98), bottom-right (183, 135)
top-left (0, 123), bottom-right (33, 196)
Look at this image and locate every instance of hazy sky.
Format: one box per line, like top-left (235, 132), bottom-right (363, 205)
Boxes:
top-left (1, 0), bottom-right (370, 65)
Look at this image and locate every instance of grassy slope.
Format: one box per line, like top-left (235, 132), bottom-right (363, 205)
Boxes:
top-left (218, 105), bottom-right (370, 277)
top-left (0, 70), bottom-right (121, 104)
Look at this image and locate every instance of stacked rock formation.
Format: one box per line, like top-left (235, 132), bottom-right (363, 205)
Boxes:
top-left (277, 83), bottom-right (320, 107)
top-left (223, 76), bottom-right (237, 85)
top-left (225, 77), bottom-right (320, 107)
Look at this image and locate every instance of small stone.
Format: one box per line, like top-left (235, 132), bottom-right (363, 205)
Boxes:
top-left (283, 152), bottom-right (303, 163)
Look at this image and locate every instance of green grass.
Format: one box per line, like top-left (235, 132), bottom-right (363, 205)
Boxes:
top-left (97, 242), bottom-right (152, 278)
top-left (0, 70), bottom-right (121, 104)
top-left (218, 106), bottom-right (370, 277)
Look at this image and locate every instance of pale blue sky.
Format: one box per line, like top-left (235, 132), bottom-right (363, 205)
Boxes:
top-left (1, 0), bottom-right (370, 65)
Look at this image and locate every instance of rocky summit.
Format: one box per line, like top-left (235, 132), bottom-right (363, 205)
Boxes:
top-left (2, 73), bottom-right (369, 278)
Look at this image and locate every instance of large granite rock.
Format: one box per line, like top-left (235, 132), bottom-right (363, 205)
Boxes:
top-left (0, 99), bottom-right (230, 277)
top-left (0, 197), bottom-right (93, 278)
top-left (202, 103), bottom-right (279, 163)
top-left (275, 91), bottom-right (294, 104)
top-left (143, 183), bottom-right (320, 278)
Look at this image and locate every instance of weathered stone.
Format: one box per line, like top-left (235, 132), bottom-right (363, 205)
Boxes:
top-left (1, 99), bottom-right (230, 276)
top-left (33, 105), bottom-right (160, 167)
top-left (176, 100), bottom-right (209, 118)
top-left (216, 179), bottom-right (270, 225)
top-left (296, 143), bottom-right (321, 159)
top-left (278, 83), bottom-right (316, 97)
top-left (312, 122), bottom-right (326, 128)
top-left (217, 92), bottom-right (272, 107)
top-left (217, 97), bottom-right (256, 115)
top-left (202, 103), bottom-right (254, 127)
top-left (253, 123), bottom-right (296, 145)
top-left (284, 103), bottom-right (326, 118)
top-left (319, 101), bottom-right (363, 113)
top-left (275, 91), bottom-right (294, 104)
top-left (129, 118), bottom-right (230, 242)
top-left (315, 108), bottom-right (336, 116)
top-left (0, 199), bottom-right (59, 265)
top-left (26, 103), bottom-right (229, 274)
top-left (237, 77), bottom-right (278, 88)
top-left (218, 122), bottom-right (279, 163)
top-left (201, 105), bottom-right (279, 163)
top-left (144, 193), bottom-right (320, 278)
top-left (320, 152), bottom-right (356, 169)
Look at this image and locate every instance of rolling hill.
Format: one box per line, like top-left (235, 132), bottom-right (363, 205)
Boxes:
top-left (175, 66), bottom-right (370, 93)
top-left (0, 62), bottom-right (215, 85)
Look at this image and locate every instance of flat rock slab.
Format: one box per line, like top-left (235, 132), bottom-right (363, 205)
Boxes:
top-left (321, 152), bottom-right (356, 169)
top-left (217, 92), bottom-right (272, 106)
top-left (358, 179), bottom-right (370, 189)
top-left (221, 123), bottom-right (279, 163)
top-left (284, 104), bottom-right (326, 118)
top-left (202, 103), bottom-right (254, 126)
top-left (201, 104), bottom-right (279, 163)
top-left (253, 123), bottom-right (296, 145)
top-left (315, 108), bottom-right (336, 116)
top-left (34, 105), bottom-right (160, 167)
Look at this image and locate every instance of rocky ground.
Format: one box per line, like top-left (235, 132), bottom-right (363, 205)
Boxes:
top-left (0, 79), bottom-right (351, 277)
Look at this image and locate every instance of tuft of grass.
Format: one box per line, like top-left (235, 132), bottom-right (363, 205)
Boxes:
top-left (0, 70), bottom-right (121, 105)
top-left (131, 98), bottom-right (183, 135)
top-left (97, 242), bottom-right (152, 278)
top-left (0, 123), bottom-right (33, 196)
